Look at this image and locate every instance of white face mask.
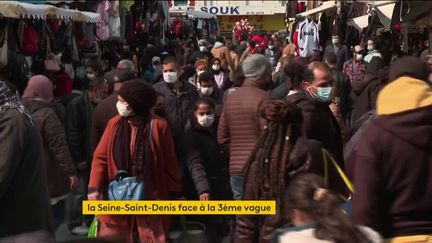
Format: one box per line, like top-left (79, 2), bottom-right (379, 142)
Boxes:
top-left (197, 114), bottom-right (215, 127)
top-left (268, 45), bottom-right (274, 50)
top-left (116, 101), bottom-right (134, 117)
top-left (196, 70), bottom-right (205, 76)
top-left (163, 71), bottom-right (178, 83)
top-left (367, 45), bottom-right (375, 51)
top-left (153, 64), bottom-right (161, 70)
top-left (199, 46), bottom-right (208, 52)
top-left (355, 54), bottom-right (363, 61)
top-left (86, 73), bottom-right (96, 80)
top-left (200, 86), bottom-right (214, 96)
top-left (212, 64), bottom-right (220, 71)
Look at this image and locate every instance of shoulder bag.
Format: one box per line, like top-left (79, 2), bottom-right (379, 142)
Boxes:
top-left (108, 118), bottom-right (154, 201)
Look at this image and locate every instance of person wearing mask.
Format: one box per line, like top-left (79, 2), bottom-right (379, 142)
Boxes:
top-left (179, 98), bottom-right (231, 243)
top-left (325, 53), bottom-right (351, 129)
top-left (364, 38), bottom-right (382, 63)
top-left (88, 81), bottom-right (182, 242)
top-left (117, 59), bottom-right (135, 73)
top-left (265, 39), bottom-right (282, 68)
top-left (92, 69), bottom-right (136, 149)
top-left (350, 57), bottom-right (387, 125)
top-left (211, 36), bottom-right (234, 72)
top-left (197, 71), bottom-right (224, 116)
top-left (211, 58), bottom-right (232, 91)
top-left (343, 45), bottom-right (366, 84)
top-left (0, 81), bottom-right (53, 240)
top-left (236, 101), bottom-right (347, 243)
top-left (65, 77), bottom-right (108, 235)
top-left (286, 62), bottom-right (344, 168)
top-left (218, 54), bottom-right (272, 200)
top-left (153, 57), bottom-right (199, 146)
top-left (189, 39), bottom-right (214, 63)
top-left (323, 33), bottom-right (350, 70)
top-left (350, 57), bottom-right (432, 240)
top-left (22, 75), bottom-right (78, 230)
top-left (189, 59), bottom-right (209, 88)
top-left (85, 62), bottom-right (101, 84)
top-left (143, 56), bottom-right (163, 84)
top-left (273, 174), bottom-right (382, 243)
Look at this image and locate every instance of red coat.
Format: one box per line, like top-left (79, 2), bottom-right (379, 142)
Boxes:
top-left (89, 115), bottom-right (182, 239)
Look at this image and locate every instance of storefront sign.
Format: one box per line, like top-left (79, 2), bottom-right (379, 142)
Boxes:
top-left (200, 6), bottom-right (240, 15)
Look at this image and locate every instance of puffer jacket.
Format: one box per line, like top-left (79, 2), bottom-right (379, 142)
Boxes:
top-left (218, 82), bottom-right (270, 175)
top-left (211, 42), bottom-right (233, 71)
top-left (153, 81), bottom-right (199, 144)
top-left (24, 99), bottom-right (76, 198)
top-left (236, 137), bottom-right (332, 243)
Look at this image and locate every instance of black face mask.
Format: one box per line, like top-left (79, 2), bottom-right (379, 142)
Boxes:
top-left (154, 107), bottom-right (166, 117)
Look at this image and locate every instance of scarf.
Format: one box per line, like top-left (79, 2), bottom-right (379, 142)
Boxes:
top-left (113, 116), bottom-right (150, 180)
top-left (0, 81), bottom-right (33, 125)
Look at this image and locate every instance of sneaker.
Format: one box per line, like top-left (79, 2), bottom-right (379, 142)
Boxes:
top-left (70, 225), bottom-right (89, 236)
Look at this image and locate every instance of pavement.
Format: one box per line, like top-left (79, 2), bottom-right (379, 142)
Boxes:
top-left (55, 223), bottom-right (86, 242)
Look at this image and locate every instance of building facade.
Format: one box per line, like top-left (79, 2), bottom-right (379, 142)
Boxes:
top-left (168, 0), bottom-right (290, 32)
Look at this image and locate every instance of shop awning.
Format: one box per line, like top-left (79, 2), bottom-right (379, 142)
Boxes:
top-left (186, 10), bottom-right (216, 20)
top-left (0, 1), bottom-right (58, 19)
top-left (347, 14), bottom-right (369, 31)
top-left (297, 1), bottom-right (337, 17)
top-left (0, 1), bottom-right (100, 22)
top-left (375, 2), bottom-right (396, 29)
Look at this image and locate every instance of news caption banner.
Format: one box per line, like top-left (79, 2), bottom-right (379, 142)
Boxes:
top-left (83, 201), bottom-right (276, 215)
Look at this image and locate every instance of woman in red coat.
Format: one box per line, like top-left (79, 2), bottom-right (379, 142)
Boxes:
top-left (88, 80), bottom-right (182, 243)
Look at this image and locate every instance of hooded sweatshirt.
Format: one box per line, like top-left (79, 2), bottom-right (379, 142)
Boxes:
top-left (352, 76), bottom-right (432, 238)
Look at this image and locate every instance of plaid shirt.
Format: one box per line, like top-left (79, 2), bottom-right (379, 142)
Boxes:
top-left (343, 59), bottom-right (366, 83)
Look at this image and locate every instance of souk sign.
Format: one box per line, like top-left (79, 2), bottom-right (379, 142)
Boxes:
top-left (200, 6), bottom-right (241, 15)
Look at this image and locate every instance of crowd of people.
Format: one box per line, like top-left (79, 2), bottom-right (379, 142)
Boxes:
top-left (0, 30), bottom-right (432, 243)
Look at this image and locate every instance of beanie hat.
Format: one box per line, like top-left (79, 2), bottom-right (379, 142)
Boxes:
top-left (22, 75), bottom-right (53, 102)
top-left (118, 80), bottom-right (157, 117)
top-left (389, 56), bottom-right (429, 82)
top-left (242, 54), bottom-right (272, 81)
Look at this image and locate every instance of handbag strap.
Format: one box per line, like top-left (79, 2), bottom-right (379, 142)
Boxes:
top-left (322, 149), bottom-right (354, 194)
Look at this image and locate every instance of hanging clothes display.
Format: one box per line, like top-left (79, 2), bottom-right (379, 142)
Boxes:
top-left (298, 18), bottom-right (320, 57)
top-left (108, 0), bottom-right (121, 38)
top-left (96, 0), bottom-right (110, 41)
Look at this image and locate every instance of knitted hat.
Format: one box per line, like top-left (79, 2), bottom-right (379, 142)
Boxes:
top-left (22, 75), bottom-right (53, 102)
top-left (118, 80), bottom-right (157, 117)
top-left (242, 54), bottom-right (272, 81)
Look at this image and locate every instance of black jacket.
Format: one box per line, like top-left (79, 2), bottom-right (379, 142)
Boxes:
top-left (92, 93), bottom-right (118, 149)
top-left (0, 109), bottom-right (53, 237)
top-left (153, 81), bottom-right (199, 144)
top-left (199, 86), bottom-right (224, 116)
top-left (189, 50), bottom-right (214, 64)
top-left (179, 116), bottom-right (229, 198)
top-left (286, 92), bottom-right (344, 167)
top-left (66, 93), bottom-right (95, 166)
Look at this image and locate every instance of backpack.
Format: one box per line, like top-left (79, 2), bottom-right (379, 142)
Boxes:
top-left (21, 24), bottom-right (39, 56)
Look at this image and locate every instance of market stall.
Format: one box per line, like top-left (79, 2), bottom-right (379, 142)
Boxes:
top-left (169, 9), bottom-right (219, 39)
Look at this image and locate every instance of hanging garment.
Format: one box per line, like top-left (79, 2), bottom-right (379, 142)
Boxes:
top-left (96, 0), bottom-right (110, 41)
top-left (298, 19), bottom-right (319, 58)
top-left (108, 0), bottom-right (121, 38)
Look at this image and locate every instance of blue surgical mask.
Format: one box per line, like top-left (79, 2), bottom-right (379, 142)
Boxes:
top-left (308, 86), bottom-right (333, 102)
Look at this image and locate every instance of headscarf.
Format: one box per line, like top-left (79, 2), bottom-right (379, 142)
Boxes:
top-left (113, 81), bottom-right (157, 179)
top-left (22, 75), bottom-right (53, 102)
top-left (388, 56), bottom-right (429, 82)
top-left (0, 81), bottom-right (33, 124)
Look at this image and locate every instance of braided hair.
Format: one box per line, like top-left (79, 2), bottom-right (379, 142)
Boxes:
top-left (243, 100), bottom-right (303, 201)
